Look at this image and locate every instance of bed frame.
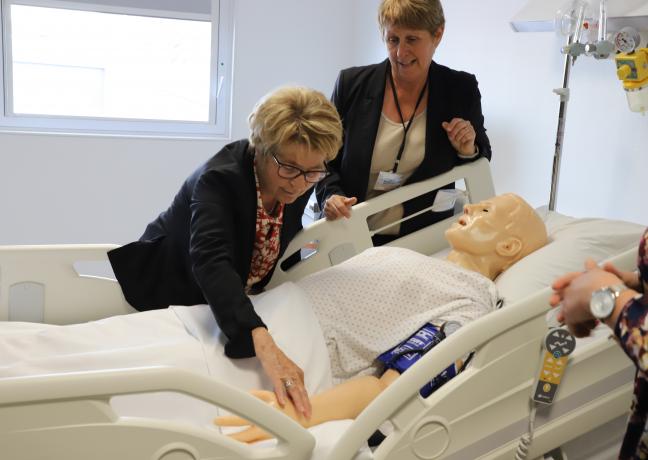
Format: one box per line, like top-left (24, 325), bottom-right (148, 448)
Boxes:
top-left (0, 158), bottom-right (637, 460)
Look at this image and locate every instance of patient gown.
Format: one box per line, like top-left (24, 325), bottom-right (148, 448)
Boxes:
top-left (296, 246), bottom-right (498, 383)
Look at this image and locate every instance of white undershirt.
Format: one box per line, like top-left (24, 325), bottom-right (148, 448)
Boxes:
top-left (366, 110), bottom-right (426, 235)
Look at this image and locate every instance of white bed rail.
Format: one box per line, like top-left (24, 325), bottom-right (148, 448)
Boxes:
top-left (269, 157), bottom-right (494, 288)
top-left (0, 244), bottom-right (133, 324)
top-left (0, 366), bottom-right (314, 460)
top-left (326, 248), bottom-right (636, 460)
top-left (0, 160), bottom-right (493, 322)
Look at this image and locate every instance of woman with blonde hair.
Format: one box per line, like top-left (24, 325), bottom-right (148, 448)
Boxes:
top-left (109, 86), bottom-right (342, 419)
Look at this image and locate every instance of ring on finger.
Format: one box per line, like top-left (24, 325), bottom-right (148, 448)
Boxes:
top-left (281, 377), bottom-right (295, 390)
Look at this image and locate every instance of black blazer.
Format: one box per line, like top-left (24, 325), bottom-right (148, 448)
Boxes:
top-left (108, 140), bottom-right (309, 358)
top-left (316, 60), bottom-right (491, 234)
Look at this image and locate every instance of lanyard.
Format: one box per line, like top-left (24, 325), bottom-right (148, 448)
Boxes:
top-left (388, 67), bottom-right (428, 173)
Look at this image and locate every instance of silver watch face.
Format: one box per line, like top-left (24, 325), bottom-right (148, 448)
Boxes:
top-left (590, 289), bottom-right (616, 319)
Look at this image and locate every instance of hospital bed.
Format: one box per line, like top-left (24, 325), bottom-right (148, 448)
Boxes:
top-left (0, 157), bottom-right (644, 460)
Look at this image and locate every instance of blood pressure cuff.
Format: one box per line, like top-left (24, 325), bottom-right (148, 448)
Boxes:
top-left (376, 322), bottom-right (458, 398)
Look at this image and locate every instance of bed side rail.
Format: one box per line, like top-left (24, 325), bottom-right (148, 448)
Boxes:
top-left (0, 244), bottom-right (134, 324)
top-left (269, 158), bottom-right (494, 287)
top-left (0, 366), bottom-right (314, 460)
top-left (327, 248), bottom-right (637, 460)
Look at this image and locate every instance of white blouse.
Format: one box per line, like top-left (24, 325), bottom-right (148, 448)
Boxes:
top-left (366, 110), bottom-right (426, 235)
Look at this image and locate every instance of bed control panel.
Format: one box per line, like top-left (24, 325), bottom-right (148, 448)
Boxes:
top-left (532, 328), bottom-right (576, 405)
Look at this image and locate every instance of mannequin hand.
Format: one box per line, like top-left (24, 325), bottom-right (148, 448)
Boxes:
top-left (323, 194), bottom-right (357, 220)
top-left (442, 118), bottom-right (476, 157)
top-left (549, 258), bottom-right (623, 337)
top-left (214, 390), bottom-right (301, 443)
top-left (251, 327), bottom-right (311, 419)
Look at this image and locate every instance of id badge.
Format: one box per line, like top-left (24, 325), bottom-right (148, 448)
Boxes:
top-left (374, 171), bottom-right (404, 191)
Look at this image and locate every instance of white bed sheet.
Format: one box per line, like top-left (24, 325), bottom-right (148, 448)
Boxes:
top-left (0, 281), bottom-right (354, 459)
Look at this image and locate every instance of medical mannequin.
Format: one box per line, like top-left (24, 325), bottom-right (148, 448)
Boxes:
top-left (215, 193), bottom-right (548, 442)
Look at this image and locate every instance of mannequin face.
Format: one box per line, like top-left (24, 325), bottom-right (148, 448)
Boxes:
top-left (445, 193), bottom-right (546, 266)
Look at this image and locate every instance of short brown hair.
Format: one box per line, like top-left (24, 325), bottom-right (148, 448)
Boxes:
top-left (378, 0), bottom-right (445, 37)
top-left (248, 87), bottom-right (342, 162)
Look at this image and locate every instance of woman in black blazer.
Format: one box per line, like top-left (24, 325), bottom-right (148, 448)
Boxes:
top-left (108, 87), bottom-right (342, 418)
top-left (316, 0), bottom-right (491, 241)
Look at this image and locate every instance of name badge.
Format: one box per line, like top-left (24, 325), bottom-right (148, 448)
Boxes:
top-left (374, 171), bottom-right (404, 191)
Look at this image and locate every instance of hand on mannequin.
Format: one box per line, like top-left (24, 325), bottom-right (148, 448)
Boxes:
top-left (215, 370), bottom-right (400, 442)
top-left (323, 194), bottom-right (358, 220)
top-left (215, 390), bottom-right (298, 443)
top-left (549, 259), bottom-right (633, 337)
top-left (442, 118), bottom-right (476, 157)
top-left (251, 327), bottom-right (311, 419)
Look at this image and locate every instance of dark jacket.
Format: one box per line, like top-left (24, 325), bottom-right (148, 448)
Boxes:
top-left (108, 139), bottom-right (309, 358)
top-left (316, 60), bottom-right (491, 234)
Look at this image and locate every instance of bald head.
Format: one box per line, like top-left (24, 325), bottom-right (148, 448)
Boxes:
top-left (445, 193), bottom-right (548, 279)
top-left (499, 193), bottom-right (548, 265)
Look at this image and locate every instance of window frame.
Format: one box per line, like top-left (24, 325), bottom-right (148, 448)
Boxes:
top-left (0, 0), bottom-right (233, 138)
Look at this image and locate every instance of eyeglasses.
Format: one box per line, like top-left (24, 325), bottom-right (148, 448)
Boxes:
top-left (271, 152), bottom-right (329, 183)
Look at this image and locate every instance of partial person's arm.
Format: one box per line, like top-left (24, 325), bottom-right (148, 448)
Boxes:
top-left (612, 295), bottom-right (648, 373)
top-left (322, 195), bottom-right (357, 220)
top-left (215, 370), bottom-right (400, 443)
top-left (251, 327), bottom-right (311, 419)
top-left (611, 229), bottom-right (648, 372)
top-left (315, 70), bottom-right (357, 220)
top-left (189, 169), bottom-right (264, 357)
top-left (550, 259), bottom-right (641, 338)
top-left (445, 74), bottom-right (491, 162)
top-left (189, 169), bottom-right (311, 417)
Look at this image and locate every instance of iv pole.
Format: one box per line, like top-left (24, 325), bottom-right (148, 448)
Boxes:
top-left (549, 4), bottom-right (586, 211)
top-left (549, 0), bottom-right (611, 211)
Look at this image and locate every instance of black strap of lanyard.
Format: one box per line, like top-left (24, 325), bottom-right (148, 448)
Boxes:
top-left (388, 68), bottom-right (428, 173)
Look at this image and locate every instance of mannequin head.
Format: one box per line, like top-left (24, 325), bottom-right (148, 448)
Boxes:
top-left (445, 193), bottom-right (547, 280)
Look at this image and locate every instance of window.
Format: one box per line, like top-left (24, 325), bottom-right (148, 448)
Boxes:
top-left (0, 0), bottom-right (233, 137)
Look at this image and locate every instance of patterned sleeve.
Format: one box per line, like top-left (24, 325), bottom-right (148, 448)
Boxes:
top-left (614, 228), bottom-right (648, 373)
top-left (639, 228), bottom-right (648, 293)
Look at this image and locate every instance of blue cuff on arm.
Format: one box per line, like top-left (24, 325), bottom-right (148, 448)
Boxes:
top-left (376, 322), bottom-right (459, 398)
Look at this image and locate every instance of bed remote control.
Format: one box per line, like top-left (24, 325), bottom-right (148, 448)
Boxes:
top-left (532, 328), bottom-right (576, 405)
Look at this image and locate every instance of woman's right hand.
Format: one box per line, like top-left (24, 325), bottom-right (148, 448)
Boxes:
top-left (550, 259), bottom-right (624, 337)
top-left (251, 327), bottom-right (312, 420)
top-left (323, 194), bottom-right (358, 220)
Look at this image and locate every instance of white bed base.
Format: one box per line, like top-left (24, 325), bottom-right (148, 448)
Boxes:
top-left (0, 157), bottom-right (636, 460)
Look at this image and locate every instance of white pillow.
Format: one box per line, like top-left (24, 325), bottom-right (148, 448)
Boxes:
top-left (172, 281), bottom-right (333, 395)
top-left (495, 209), bottom-right (645, 304)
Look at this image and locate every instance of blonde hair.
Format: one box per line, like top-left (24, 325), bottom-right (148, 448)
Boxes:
top-left (378, 0), bottom-right (445, 37)
top-left (502, 193), bottom-right (548, 268)
top-left (248, 87), bottom-right (342, 162)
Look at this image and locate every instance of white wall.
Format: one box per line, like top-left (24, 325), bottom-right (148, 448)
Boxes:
top-left (0, 0), bottom-right (353, 245)
top-left (1, 0), bottom-right (646, 245)
top-left (441, 0), bottom-right (648, 224)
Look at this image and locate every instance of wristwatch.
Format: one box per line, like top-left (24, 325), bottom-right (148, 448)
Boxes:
top-left (590, 284), bottom-right (626, 320)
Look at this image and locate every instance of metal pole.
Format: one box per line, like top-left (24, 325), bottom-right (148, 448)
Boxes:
top-left (550, 2), bottom-right (586, 211)
top-left (549, 48), bottom-right (573, 211)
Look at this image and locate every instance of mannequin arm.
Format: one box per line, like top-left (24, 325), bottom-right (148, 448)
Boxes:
top-left (214, 370), bottom-right (400, 443)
